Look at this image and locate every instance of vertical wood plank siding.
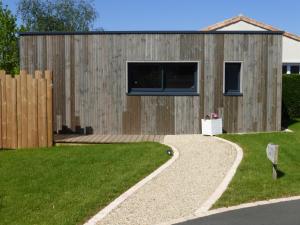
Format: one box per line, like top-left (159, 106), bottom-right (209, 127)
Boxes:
top-left (20, 33), bottom-right (282, 134)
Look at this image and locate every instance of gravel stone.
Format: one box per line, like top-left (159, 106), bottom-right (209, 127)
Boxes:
top-left (97, 135), bottom-right (237, 225)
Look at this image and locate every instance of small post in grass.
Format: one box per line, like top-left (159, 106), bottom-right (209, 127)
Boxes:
top-left (266, 143), bottom-right (279, 180)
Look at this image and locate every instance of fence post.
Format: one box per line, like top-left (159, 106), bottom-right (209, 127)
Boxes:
top-left (16, 75), bottom-right (22, 148)
top-left (27, 74), bottom-right (34, 148)
top-left (1, 71), bottom-right (7, 148)
top-left (6, 75), bottom-right (12, 149)
top-left (37, 71), bottom-right (47, 147)
top-left (27, 74), bottom-right (38, 148)
top-left (11, 77), bottom-right (17, 149)
top-left (20, 70), bottom-right (28, 148)
top-left (32, 78), bottom-right (38, 147)
top-left (45, 70), bottom-right (53, 147)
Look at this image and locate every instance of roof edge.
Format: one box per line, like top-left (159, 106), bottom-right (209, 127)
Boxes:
top-left (202, 15), bottom-right (300, 42)
top-left (19, 30), bottom-right (284, 36)
top-left (283, 31), bottom-right (300, 42)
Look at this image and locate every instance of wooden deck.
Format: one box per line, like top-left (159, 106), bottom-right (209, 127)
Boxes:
top-left (54, 134), bottom-right (165, 144)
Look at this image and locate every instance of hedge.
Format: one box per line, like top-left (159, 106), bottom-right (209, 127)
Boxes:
top-left (282, 74), bottom-right (300, 119)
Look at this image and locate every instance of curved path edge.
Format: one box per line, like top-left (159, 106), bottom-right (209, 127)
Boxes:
top-left (195, 137), bottom-right (244, 214)
top-left (83, 143), bottom-right (180, 225)
top-left (157, 136), bottom-right (244, 225)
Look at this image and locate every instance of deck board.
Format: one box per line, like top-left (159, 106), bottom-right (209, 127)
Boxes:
top-left (54, 134), bottom-right (165, 144)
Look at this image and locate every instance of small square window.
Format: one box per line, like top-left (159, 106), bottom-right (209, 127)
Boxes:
top-left (291, 65), bottom-right (300, 74)
top-left (224, 62), bottom-right (242, 96)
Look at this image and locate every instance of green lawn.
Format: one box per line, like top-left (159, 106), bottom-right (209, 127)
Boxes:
top-left (0, 143), bottom-right (170, 225)
top-left (214, 119), bottom-right (300, 208)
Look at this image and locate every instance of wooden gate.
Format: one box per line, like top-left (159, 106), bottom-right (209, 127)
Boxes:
top-left (0, 70), bottom-right (53, 149)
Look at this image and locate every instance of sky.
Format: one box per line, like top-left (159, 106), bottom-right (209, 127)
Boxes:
top-left (3, 0), bottom-right (300, 35)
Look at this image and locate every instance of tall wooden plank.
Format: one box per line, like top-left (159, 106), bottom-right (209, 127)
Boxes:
top-left (276, 36), bottom-right (282, 131)
top-left (45, 70), bottom-right (53, 147)
top-left (64, 36), bottom-right (71, 129)
top-left (34, 71), bottom-right (43, 144)
top-left (27, 75), bottom-right (34, 147)
top-left (5, 75), bottom-right (12, 148)
top-left (19, 37), bottom-right (27, 70)
top-left (261, 35), bottom-right (268, 131)
top-left (0, 71), bottom-right (5, 149)
top-left (38, 78), bottom-right (47, 147)
top-left (122, 96), bottom-right (141, 134)
top-left (37, 36), bottom-right (46, 69)
top-left (0, 73), bottom-right (6, 148)
top-left (70, 36), bottom-right (76, 130)
top-left (203, 35), bottom-right (216, 116)
top-left (16, 76), bottom-right (22, 148)
top-left (213, 35), bottom-right (224, 114)
top-left (11, 78), bottom-right (17, 149)
top-left (32, 78), bottom-right (38, 147)
top-left (20, 70), bottom-right (28, 148)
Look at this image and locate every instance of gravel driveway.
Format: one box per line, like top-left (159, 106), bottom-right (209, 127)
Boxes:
top-left (97, 135), bottom-right (237, 225)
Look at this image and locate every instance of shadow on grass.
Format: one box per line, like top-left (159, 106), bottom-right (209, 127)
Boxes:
top-left (277, 168), bottom-right (285, 179)
top-left (282, 118), bottom-right (298, 130)
top-left (281, 101), bottom-right (299, 130)
top-left (287, 119), bottom-right (298, 127)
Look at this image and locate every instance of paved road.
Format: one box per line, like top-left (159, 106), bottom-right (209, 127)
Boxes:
top-left (177, 200), bottom-right (300, 225)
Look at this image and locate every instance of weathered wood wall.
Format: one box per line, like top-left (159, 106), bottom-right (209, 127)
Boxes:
top-left (0, 70), bottom-right (53, 149)
top-left (19, 32), bottom-right (282, 134)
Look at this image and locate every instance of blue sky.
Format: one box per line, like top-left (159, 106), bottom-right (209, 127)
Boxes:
top-left (3, 0), bottom-right (300, 35)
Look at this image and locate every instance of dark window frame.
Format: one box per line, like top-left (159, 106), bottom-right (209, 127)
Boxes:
top-left (291, 65), bottom-right (300, 74)
top-left (223, 60), bottom-right (244, 96)
top-left (126, 61), bottom-right (199, 96)
top-left (223, 61), bottom-right (243, 96)
top-left (282, 64), bottom-right (288, 74)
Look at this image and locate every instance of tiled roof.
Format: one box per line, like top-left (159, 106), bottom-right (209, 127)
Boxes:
top-left (202, 15), bottom-right (300, 42)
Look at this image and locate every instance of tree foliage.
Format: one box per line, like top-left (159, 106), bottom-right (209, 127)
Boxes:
top-left (0, 1), bottom-right (20, 74)
top-left (18, 0), bottom-right (98, 32)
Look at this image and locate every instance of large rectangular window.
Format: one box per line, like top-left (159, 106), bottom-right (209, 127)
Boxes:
top-left (127, 62), bottom-right (198, 95)
top-left (224, 62), bottom-right (242, 96)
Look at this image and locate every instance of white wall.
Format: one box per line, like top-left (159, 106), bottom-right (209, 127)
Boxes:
top-left (216, 21), bottom-right (300, 63)
top-left (282, 36), bottom-right (300, 63)
top-left (217, 21), bottom-right (266, 31)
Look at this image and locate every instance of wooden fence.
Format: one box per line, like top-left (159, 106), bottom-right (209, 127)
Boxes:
top-left (0, 70), bottom-right (53, 149)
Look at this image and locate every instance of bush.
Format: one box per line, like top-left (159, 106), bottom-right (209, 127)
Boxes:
top-left (0, 1), bottom-right (20, 74)
top-left (282, 75), bottom-right (300, 119)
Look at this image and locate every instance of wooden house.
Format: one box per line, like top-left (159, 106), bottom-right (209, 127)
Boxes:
top-left (19, 30), bottom-right (283, 134)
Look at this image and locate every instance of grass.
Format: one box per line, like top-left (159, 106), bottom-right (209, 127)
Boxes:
top-left (0, 142), bottom-right (170, 225)
top-left (214, 119), bottom-right (300, 208)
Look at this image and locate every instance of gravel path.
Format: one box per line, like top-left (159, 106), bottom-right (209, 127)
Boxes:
top-left (97, 135), bottom-right (237, 225)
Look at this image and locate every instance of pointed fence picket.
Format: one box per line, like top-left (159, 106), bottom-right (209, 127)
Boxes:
top-left (0, 70), bottom-right (53, 149)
